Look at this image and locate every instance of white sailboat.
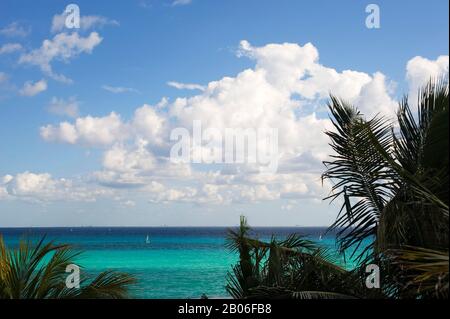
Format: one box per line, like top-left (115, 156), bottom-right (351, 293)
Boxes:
top-left (145, 234), bottom-right (150, 244)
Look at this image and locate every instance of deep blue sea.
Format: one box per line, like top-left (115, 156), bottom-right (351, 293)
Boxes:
top-left (0, 227), bottom-right (353, 299)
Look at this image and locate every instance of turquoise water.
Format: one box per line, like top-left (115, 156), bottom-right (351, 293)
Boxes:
top-left (0, 227), bottom-right (350, 298)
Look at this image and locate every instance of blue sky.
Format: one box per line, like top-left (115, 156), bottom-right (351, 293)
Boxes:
top-left (0, 0), bottom-right (448, 227)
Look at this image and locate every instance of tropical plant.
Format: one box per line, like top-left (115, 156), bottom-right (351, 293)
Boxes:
top-left (226, 78), bottom-right (448, 299)
top-left (0, 236), bottom-right (136, 299)
top-left (225, 216), bottom-right (376, 299)
top-left (388, 246), bottom-right (448, 298)
top-left (322, 77), bottom-right (449, 298)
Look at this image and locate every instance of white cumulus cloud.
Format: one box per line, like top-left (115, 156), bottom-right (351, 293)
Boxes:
top-left (19, 32), bottom-right (103, 83)
top-left (40, 112), bottom-right (127, 146)
top-left (406, 55), bottom-right (449, 100)
top-left (47, 96), bottom-right (80, 117)
top-left (0, 43), bottom-right (22, 55)
top-left (19, 79), bottom-right (47, 96)
top-left (38, 40), bottom-right (447, 206)
top-left (0, 22), bottom-right (30, 37)
top-left (1, 172), bottom-right (110, 202)
top-left (51, 13), bottom-right (119, 33)
top-left (167, 81), bottom-right (205, 91)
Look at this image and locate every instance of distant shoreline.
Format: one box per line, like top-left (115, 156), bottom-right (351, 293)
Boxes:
top-left (0, 225), bottom-right (331, 229)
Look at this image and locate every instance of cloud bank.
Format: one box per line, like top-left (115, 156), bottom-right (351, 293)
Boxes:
top-left (3, 40), bottom-right (449, 207)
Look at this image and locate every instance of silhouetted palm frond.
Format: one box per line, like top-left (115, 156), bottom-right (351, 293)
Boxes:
top-left (0, 236), bottom-right (136, 299)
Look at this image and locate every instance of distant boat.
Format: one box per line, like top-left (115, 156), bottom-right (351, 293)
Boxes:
top-left (319, 234), bottom-right (323, 241)
top-left (145, 235), bottom-right (150, 244)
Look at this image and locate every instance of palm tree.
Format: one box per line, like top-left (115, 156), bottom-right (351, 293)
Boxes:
top-left (322, 78), bottom-right (449, 298)
top-left (226, 78), bottom-right (448, 299)
top-left (225, 216), bottom-right (375, 299)
top-left (0, 236), bottom-right (136, 299)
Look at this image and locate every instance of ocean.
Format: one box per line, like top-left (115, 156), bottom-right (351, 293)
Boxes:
top-left (0, 227), bottom-right (349, 299)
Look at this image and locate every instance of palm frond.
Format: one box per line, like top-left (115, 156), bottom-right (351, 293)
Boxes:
top-left (0, 236), bottom-right (136, 299)
top-left (77, 271), bottom-right (137, 299)
top-left (388, 246), bottom-right (449, 298)
top-left (322, 97), bottom-right (394, 263)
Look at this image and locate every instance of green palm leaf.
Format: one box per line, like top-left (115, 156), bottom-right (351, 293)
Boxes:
top-left (0, 236), bottom-right (136, 299)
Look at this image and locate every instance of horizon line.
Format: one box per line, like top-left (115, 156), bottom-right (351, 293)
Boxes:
top-left (0, 225), bottom-right (331, 229)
